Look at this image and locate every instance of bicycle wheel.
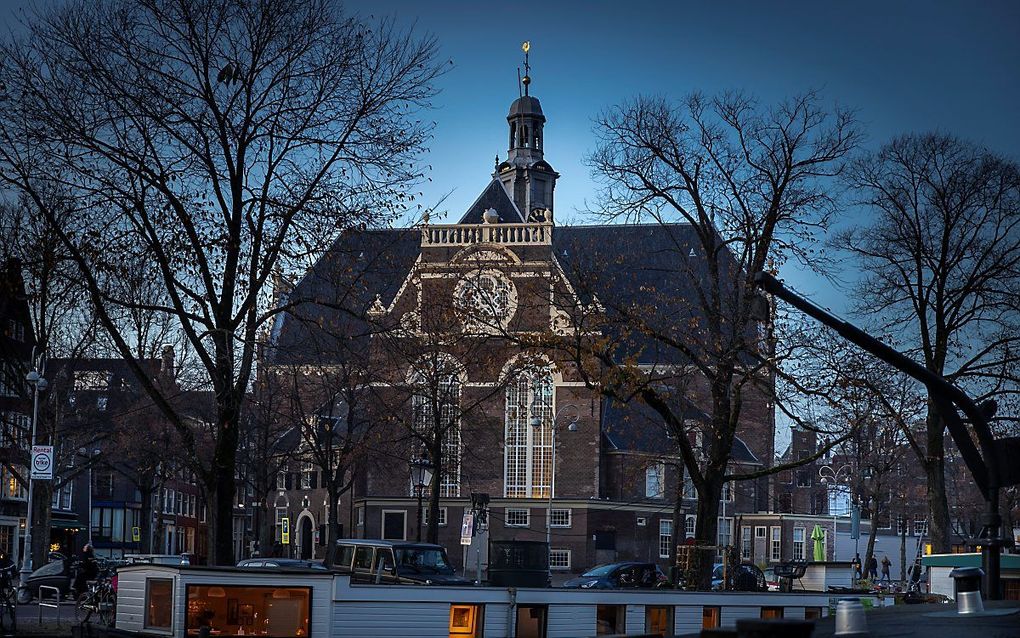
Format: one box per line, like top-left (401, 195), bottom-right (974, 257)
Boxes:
top-left (74, 591), bottom-right (92, 624)
top-left (98, 591), bottom-right (116, 626)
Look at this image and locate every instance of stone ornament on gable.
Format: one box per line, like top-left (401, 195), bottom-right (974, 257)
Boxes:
top-left (454, 269), bottom-right (517, 332)
top-left (367, 294), bottom-right (386, 316)
top-left (482, 207), bottom-right (500, 224)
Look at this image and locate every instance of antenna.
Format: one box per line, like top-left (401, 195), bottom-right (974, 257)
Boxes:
top-left (521, 40), bottom-right (531, 96)
top-left (517, 67), bottom-right (523, 98)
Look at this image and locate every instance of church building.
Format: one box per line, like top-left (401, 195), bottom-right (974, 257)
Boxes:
top-left (266, 63), bottom-right (775, 577)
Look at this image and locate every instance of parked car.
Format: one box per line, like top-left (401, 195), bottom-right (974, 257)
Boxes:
top-left (329, 540), bottom-right (472, 586)
top-left (237, 558), bottom-right (328, 570)
top-left (711, 562), bottom-right (767, 592)
top-left (562, 562), bottom-right (669, 589)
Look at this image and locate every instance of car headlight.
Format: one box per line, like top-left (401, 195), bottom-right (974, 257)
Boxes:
top-left (580, 580), bottom-right (599, 589)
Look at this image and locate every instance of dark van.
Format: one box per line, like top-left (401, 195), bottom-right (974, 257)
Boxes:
top-left (330, 539), bottom-right (472, 586)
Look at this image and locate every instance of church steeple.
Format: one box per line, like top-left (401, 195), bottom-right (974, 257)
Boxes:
top-left (494, 41), bottom-right (559, 222)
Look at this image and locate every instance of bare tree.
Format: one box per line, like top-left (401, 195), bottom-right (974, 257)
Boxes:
top-left (834, 133), bottom-right (1020, 552)
top-left (533, 91), bottom-right (860, 586)
top-left (0, 0), bottom-right (443, 563)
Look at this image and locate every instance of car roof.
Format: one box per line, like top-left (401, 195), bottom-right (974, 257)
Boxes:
top-left (335, 539), bottom-right (444, 549)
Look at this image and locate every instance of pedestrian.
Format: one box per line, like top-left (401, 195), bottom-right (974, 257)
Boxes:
top-left (867, 555), bottom-right (878, 580)
top-left (851, 553), bottom-right (862, 581)
top-left (73, 543), bottom-right (99, 598)
top-left (880, 555), bottom-right (891, 583)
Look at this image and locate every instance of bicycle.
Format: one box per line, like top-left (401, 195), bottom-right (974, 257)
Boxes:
top-left (75, 576), bottom-right (116, 627)
top-left (0, 565), bottom-right (17, 635)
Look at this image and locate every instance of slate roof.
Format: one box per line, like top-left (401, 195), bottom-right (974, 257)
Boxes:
top-left (458, 178), bottom-right (525, 224)
top-left (602, 396), bottom-right (761, 465)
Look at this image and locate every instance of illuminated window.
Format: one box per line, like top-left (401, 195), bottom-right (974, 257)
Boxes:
top-left (761, 607), bottom-right (783, 619)
top-left (504, 366), bottom-right (553, 498)
top-left (186, 585), bottom-right (310, 637)
top-left (145, 578), bottom-right (173, 629)
top-left (645, 606), bottom-right (673, 636)
top-left (596, 605), bottom-right (625, 635)
top-left (702, 606), bottom-right (720, 629)
top-left (805, 607), bottom-right (822, 620)
top-left (449, 604), bottom-right (483, 637)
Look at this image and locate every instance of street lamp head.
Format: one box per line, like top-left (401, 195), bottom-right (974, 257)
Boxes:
top-left (36, 378), bottom-right (48, 391)
top-left (567, 421), bottom-right (578, 432)
top-left (26, 370), bottom-right (40, 384)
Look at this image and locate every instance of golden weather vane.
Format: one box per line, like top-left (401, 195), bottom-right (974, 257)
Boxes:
top-left (521, 41), bottom-right (532, 96)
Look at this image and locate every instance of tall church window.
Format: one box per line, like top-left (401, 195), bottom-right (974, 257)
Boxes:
top-left (504, 365), bottom-right (553, 498)
top-left (510, 122), bottom-right (517, 149)
top-left (412, 367), bottom-right (462, 498)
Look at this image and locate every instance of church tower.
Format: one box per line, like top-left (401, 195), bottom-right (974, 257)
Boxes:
top-left (494, 42), bottom-right (559, 222)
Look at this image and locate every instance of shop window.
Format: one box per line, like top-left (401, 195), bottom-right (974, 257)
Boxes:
top-left (645, 606), bottom-right (673, 636)
top-left (515, 605), bottom-right (547, 638)
top-left (702, 606), bottom-right (720, 629)
top-left (449, 604), bottom-right (483, 637)
top-left (186, 585), bottom-right (310, 637)
top-left (145, 578), bottom-right (173, 630)
top-left (596, 605), bottom-right (625, 635)
top-left (761, 606), bottom-right (783, 619)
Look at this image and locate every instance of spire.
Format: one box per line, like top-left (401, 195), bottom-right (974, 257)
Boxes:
top-left (495, 41), bottom-right (559, 221)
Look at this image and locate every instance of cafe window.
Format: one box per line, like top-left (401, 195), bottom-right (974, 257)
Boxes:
top-left (449, 604), bottom-right (483, 638)
top-left (702, 606), bottom-right (720, 629)
top-left (186, 585), bottom-right (310, 637)
top-left (145, 578), bottom-right (173, 630)
top-left (761, 606), bottom-right (784, 619)
top-left (515, 605), bottom-right (547, 638)
top-left (596, 605), bottom-right (625, 635)
top-left (645, 606), bottom-right (673, 636)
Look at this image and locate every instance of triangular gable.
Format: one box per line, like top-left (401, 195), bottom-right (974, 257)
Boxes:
top-left (458, 179), bottom-right (525, 224)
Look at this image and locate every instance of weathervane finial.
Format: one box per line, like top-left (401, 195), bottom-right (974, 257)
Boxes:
top-left (521, 41), bottom-right (531, 96)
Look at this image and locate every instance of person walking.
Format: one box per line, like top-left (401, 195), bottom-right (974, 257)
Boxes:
top-left (880, 555), bottom-right (892, 583)
top-left (867, 555), bottom-right (879, 580)
top-left (851, 553), bottom-right (862, 582)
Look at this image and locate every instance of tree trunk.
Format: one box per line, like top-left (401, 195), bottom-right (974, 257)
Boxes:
top-left (925, 402), bottom-right (950, 553)
top-left (694, 474), bottom-right (723, 590)
top-left (32, 482), bottom-right (53, 567)
top-left (207, 401), bottom-right (241, 565)
top-left (671, 464), bottom-right (686, 557)
top-left (325, 484), bottom-right (341, 565)
top-left (138, 477), bottom-right (154, 554)
top-left (426, 439), bottom-right (442, 545)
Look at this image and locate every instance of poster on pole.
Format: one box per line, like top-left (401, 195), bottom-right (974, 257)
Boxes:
top-left (460, 513), bottom-right (474, 546)
top-left (31, 445), bottom-right (54, 480)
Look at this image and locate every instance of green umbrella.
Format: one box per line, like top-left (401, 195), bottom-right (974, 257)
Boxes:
top-left (811, 524), bottom-right (826, 562)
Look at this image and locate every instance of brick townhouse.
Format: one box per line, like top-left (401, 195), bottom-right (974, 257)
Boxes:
top-left (264, 75), bottom-right (777, 577)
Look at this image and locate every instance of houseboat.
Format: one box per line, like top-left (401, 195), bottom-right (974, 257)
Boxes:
top-left (113, 563), bottom-right (877, 637)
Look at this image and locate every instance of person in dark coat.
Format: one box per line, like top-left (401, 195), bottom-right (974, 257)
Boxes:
top-left (867, 555), bottom-right (879, 580)
top-left (73, 544), bottom-right (99, 597)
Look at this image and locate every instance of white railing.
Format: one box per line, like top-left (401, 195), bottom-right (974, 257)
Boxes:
top-left (421, 222), bottom-right (552, 247)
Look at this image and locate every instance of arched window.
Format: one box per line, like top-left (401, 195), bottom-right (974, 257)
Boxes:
top-left (504, 366), bottom-right (553, 498)
top-left (412, 367), bottom-right (462, 498)
top-left (509, 122), bottom-right (517, 149)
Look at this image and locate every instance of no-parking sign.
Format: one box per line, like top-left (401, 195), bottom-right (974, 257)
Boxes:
top-left (31, 445), bottom-right (54, 480)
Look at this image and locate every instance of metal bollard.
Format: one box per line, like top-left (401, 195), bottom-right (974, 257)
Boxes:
top-left (949, 566), bottom-right (985, 614)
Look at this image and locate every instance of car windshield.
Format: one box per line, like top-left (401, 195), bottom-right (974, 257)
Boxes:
top-left (394, 547), bottom-right (452, 574)
top-left (581, 564), bottom-right (619, 578)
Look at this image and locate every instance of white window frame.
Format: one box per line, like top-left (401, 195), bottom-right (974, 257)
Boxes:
top-left (770, 526), bottom-right (782, 562)
top-left (276, 472), bottom-right (286, 491)
top-left (550, 549), bottom-right (571, 570)
top-left (755, 526), bottom-right (767, 539)
top-left (550, 508), bottom-right (571, 528)
top-left (793, 527), bottom-right (806, 560)
top-left (637, 516), bottom-right (647, 527)
top-left (645, 463), bottom-right (665, 499)
top-left (913, 519), bottom-right (928, 537)
top-left (503, 366), bottom-right (554, 499)
top-left (381, 509), bottom-right (407, 541)
top-left (424, 506), bottom-right (448, 527)
top-left (685, 515), bottom-right (696, 537)
top-left (412, 368), bottom-right (462, 498)
top-left (658, 519), bottom-right (673, 559)
top-left (505, 508), bottom-right (530, 528)
top-left (301, 462), bottom-right (313, 490)
top-left (741, 526), bottom-right (751, 560)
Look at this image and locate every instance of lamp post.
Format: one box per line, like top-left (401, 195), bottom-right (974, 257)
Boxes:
top-left (79, 447), bottom-right (100, 547)
top-left (19, 367), bottom-right (47, 594)
top-left (818, 463), bottom-right (852, 563)
top-left (410, 451), bottom-right (433, 542)
top-left (529, 402), bottom-right (577, 581)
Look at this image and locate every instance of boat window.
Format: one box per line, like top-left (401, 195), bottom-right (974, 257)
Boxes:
top-left (145, 578), bottom-right (173, 630)
top-left (514, 605), bottom-right (547, 638)
top-left (596, 605), bottom-right (625, 635)
top-left (645, 606), bottom-right (673, 636)
top-left (449, 604), bottom-right (483, 637)
top-left (702, 606), bottom-right (720, 629)
top-left (353, 546), bottom-right (374, 570)
top-left (761, 606), bottom-right (783, 619)
top-left (805, 607), bottom-right (822, 620)
top-left (185, 585), bottom-right (311, 637)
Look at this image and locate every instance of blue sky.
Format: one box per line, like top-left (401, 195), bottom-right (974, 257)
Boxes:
top-left (4, 0), bottom-right (1019, 308)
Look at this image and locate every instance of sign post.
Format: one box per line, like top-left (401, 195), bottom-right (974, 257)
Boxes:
top-left (31, 445), bottom-right (54, 480)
